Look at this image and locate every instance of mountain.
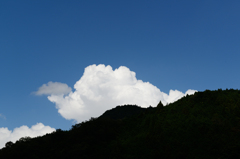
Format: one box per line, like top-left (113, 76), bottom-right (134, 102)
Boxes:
top-left (1, 89), bottom-right (240, 159)
top-left (99, 104), bottom-right (150, 120)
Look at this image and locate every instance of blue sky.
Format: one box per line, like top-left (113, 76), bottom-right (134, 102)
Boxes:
top-left (0, 0), bottom-right (240, 147)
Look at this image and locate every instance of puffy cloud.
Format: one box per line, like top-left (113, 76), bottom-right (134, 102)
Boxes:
top-left (34, 81), bottom-right (72, 95)
top-left (38, 64), bottom-right (197, 123)
top-left (165, 89), bottom-right (196, 104)
top-left (0, 123), bottom-right (55, 149)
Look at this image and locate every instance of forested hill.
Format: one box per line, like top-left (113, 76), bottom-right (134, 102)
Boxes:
top-left (1, 89), bottom-right (240, 159)
top-left (99, 104), bottom-right (150, 120)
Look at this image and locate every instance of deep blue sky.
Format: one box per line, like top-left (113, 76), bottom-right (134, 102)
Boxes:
top-left (0, 0), bottom-right (240, 131)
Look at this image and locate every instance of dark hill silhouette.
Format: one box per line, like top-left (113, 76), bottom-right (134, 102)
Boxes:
top-left (1, 89), bottom-right (240, 158)
top-left (99, 104), bottom-right (148, 120)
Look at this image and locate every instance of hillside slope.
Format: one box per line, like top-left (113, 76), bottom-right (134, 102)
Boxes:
top-left (1, 89), bottom-right (240, 159)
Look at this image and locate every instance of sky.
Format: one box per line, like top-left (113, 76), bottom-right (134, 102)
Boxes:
top-left (0, 0), bottom-right (240, 148)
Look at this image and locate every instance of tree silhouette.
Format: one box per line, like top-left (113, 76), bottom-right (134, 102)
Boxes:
top-left (17, 136), bottom-right (31, 143)
top-left (157, 100), bottom-right (164, 108)
top-left (5, 141), bottom-right (13, 148)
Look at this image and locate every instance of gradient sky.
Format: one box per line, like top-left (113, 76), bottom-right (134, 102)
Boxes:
top-left (0, 0), bottom-right (240, 145)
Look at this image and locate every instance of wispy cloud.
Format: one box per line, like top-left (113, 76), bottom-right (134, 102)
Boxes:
top-left (33, 81), bottom-right (72, 96)
top-left (36, 64), bottom-right (197, 123)
top-left (0, 114), bottom-right (6, 120)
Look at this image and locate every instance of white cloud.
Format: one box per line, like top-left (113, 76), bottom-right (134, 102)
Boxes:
top-left (38, 64), bottom-right (197, 123)
top-left (165, 89), bottom-right (196, 104)
top-left (0, 123), bottom-right (55, 149)
top-left (34, 81), bottom-right (72, 95)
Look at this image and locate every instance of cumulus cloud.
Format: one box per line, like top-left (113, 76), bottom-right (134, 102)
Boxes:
top-left (37, 64), bottom-right (197, 123)
top-left (0, 123), bottom-right (55, 149)
top-left (165, 89), bottom-right (196, 104)
top-left (34, 81), bottom-right (72, 95)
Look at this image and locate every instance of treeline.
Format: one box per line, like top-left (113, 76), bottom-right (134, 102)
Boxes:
top-left (1, 89), bottom-right (240, 158)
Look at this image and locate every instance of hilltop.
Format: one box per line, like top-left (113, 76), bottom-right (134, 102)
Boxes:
top-left (1, 89), bottom-right (240, 158)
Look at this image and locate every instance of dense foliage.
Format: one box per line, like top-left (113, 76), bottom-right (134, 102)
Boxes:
top-left (1, 89), bottom-right (240, 158)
